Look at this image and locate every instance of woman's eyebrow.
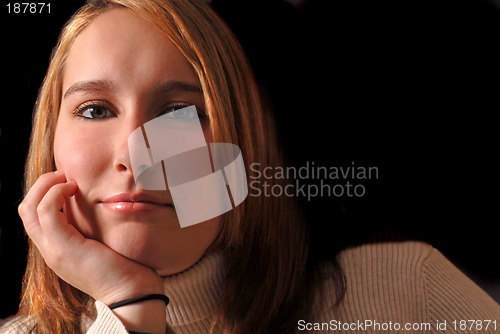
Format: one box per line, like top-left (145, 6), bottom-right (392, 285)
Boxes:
top-left (63, 79), bottom-right (202, 99)
top-left (63, 79), bottom-right (114, 99)
top-left (153, 80), bottom-right (202, 95)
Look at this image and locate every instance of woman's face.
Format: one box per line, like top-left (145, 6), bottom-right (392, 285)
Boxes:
top-left (54, 8), bottom-right (221, 275)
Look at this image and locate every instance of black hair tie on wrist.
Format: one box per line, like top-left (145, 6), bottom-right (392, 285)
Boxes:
top-left (109, 294), bottom-right (170, 310)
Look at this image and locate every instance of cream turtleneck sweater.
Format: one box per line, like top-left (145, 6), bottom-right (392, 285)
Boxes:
top-left (88, 251), bottom-right (224, 334)
top-left (1, 241), bottom-right (499, 333)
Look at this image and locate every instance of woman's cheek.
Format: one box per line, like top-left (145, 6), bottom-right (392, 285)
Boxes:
top-left (55, 134), bottom-right (108, 182)
top-left (55, 138), bottom-right (106, 238)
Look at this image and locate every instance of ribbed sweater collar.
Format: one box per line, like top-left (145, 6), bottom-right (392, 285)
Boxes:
top-left (162, 251), bottom-right (223, 332)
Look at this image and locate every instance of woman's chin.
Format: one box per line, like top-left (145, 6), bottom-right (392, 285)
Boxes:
top-left (101, 227), bottom-right (170, 269)
top-left (84, 213), bottom-right (221, 275)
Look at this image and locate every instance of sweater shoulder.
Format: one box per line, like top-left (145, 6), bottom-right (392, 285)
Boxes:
top-left (338, 239), bottom-right (434, 271)
top-left (312, 241), bottom-right (434, 319)
top-left (0, 314), bottom-right (36, 333)
top-left (312, 240), bottom-right (500, 328)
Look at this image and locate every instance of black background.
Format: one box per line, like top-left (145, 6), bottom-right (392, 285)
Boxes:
top-left (1, 0), bottom-right (499, 318)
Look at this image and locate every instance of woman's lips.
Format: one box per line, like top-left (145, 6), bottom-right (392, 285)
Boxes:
top-left (100, 201), bottom-right (173, 213)
top-left (99, 192), bottom-right (173, 213)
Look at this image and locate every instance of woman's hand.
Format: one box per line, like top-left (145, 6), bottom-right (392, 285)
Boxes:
top-left (18, 170), bottom-right (167, 332)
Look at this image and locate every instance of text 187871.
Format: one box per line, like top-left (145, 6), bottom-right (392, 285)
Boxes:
top-left (6, 3), bottom-right (51, 14)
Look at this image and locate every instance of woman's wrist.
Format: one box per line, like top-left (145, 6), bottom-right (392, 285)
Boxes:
top-left (98, 271), bottom-right (165, 307)
top-left (111, 299), bottom-right (167, 334)
top-left (94, 274), bottom-right (167, 333)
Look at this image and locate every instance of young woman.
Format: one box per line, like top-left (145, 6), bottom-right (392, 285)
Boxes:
top-left (1, 0), bottom-right (499, 333)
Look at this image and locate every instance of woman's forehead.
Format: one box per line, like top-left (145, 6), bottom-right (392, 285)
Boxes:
top-left (62, 8), bottom-right (198, 98)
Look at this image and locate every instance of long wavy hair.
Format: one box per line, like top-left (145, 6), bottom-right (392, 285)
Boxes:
top-left (20, 0), bottom-right (343, 333)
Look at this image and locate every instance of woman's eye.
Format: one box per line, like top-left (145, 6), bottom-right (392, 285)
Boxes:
top-left (164, 105), bottom-right (199, 120)
top-left (78, 105), bottom-right (114, 119)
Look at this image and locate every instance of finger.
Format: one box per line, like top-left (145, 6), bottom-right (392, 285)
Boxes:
top-left (37, 181), bottom-right (79, 241)
top-left (28, 181), bottom-right (81, 271)
top-left (18, 171), bottom-right (67, 237)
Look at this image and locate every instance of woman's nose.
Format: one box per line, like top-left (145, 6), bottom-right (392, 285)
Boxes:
top-left (113, 141), bottom-right (131, 173)
top-left (112, 114), bottom-right (150, 174)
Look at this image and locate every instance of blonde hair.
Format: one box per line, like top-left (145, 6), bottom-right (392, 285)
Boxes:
top-left (21, 0), bottom-right (339, 332)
